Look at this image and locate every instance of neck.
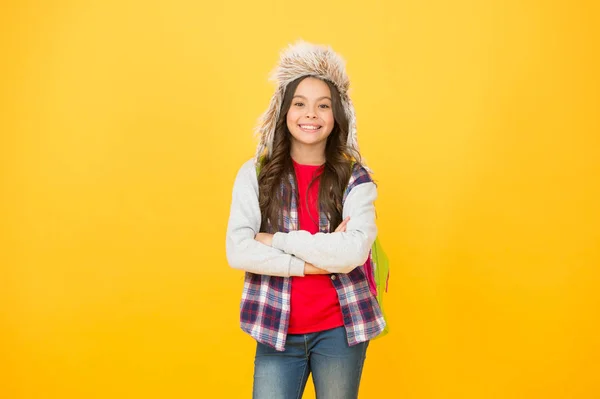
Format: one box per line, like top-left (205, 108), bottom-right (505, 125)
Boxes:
top-left (290, 141), bottom-right (326, 165)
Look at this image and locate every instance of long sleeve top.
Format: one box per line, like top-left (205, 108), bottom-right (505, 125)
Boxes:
top-left (225, 158), bottom-right (385, 351)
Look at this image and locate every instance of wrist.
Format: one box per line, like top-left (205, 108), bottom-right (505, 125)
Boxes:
top-left (255, 232), bottom-right (274, 247)
top-left (303, 263), bottom-right (313, 275)
top-left (265, 233), bottom-right (273, 247)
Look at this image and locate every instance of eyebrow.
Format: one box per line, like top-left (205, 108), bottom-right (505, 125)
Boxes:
top-left (292, 95), bottom-right (332, 101)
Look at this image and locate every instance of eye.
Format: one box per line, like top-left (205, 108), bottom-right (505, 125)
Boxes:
top-left (293, 102), bottom-right (304, 107)
top-left (319, 104), bottom-right (330, 109)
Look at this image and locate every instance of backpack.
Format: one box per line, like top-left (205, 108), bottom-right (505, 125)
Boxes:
top-left (255, 158), bottom-right (390, 338)
top-left (367, 236), bottom-right (390, 339)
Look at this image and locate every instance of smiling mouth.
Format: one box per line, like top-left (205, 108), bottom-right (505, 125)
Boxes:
top-left (298, 124), bottom-right (322, 132)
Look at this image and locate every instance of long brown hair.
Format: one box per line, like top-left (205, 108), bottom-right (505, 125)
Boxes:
top-left (258, 76), bottom-right (362, 233)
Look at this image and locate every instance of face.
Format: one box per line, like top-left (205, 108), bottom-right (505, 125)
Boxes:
top-left (286, 77), bottom-right (335, 150)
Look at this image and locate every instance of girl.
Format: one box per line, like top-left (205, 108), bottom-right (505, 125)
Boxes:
top-left (226, 40), bottom-right (385, 399)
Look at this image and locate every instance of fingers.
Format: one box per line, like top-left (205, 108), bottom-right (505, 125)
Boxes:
top-left (304, 263), bottom-right (330, 275)
top-left (334, 216), bottom-right (351, 233)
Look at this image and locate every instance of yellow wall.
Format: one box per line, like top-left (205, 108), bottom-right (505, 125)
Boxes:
top-left (2, 1), bottom-right (599, 398)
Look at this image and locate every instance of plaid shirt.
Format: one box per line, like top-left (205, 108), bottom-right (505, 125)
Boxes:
top-left (239, 163), bottom-right (386, 351)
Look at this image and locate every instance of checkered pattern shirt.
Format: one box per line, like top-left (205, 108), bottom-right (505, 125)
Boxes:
top-left (239, 163), bottom-right (386, 351)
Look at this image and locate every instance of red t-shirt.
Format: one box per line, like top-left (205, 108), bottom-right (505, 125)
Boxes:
top-left (287, 159), bottom-right (345, 334)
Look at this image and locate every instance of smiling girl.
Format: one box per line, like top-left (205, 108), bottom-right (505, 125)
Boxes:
top-left (226, 40), bottom-right (385, 399)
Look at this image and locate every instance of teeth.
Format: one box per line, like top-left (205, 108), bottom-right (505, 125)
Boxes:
top-left (299, 125), bottom-right (320, 130)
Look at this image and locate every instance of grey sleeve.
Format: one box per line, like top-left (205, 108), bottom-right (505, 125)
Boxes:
top-left (225, 159), bottom-right (306, 277)
top-left (271, 182), bottom-right (378, 274)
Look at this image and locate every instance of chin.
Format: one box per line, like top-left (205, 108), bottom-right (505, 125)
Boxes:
top-left (291, 135), bottom-right (325, 146)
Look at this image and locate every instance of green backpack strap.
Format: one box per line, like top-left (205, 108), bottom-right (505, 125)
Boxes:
top-left (371, 237), bottom-right (390, 339)
top-left (256, 156), bottom-right (265, 176)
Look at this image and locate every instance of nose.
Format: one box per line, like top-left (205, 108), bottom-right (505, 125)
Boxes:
top-left (305, 108), bottom-right (317, 119)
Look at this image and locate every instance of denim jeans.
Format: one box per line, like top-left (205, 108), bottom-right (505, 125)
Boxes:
top-left (252, 326), bottom-right (369, 399)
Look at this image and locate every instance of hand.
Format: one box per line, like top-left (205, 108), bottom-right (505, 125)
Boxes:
top-left (304, 262), bottom-right (330, 275)
top-left (254, 232), bottom-right (274, 247)
top-left (335, 216), bottom-right (350, 233)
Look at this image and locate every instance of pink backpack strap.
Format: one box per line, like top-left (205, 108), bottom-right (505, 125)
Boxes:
top-left (364, 251), bottom-right (378, 297)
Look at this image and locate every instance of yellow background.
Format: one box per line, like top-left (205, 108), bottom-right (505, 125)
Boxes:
top-left (1, 1), bottom-right (599, 398)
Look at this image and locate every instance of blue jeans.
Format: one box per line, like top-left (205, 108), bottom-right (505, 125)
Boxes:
top-left (252, 326), bottom-right (369, 399)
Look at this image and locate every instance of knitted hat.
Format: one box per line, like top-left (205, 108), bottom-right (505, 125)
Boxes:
top-left (254, 40), bottom-right (360, 162)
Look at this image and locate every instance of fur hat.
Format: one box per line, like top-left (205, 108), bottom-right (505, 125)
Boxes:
top-left (254, 39), bottom-right (361, 162)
